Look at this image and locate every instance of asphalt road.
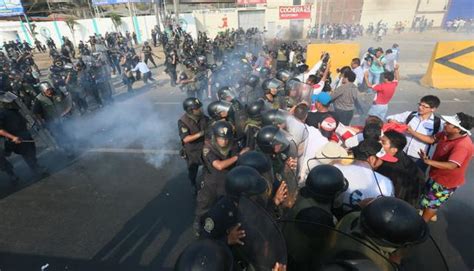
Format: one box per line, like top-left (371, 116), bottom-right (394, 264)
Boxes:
top-left (0, 30), bottom-right (473, 271)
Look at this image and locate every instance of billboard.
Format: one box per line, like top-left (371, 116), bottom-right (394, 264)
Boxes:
top-left (237, 0), bottom-right (266, 5)
top-left (0, 0), bottom-right (24, 17)
top-left (279, 5), bottom-right (312, 20)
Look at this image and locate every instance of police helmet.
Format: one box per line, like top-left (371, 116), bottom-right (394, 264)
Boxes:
top-left (285, 78), bottom-right (301, 94)
top-left (217, 86), bottom-right (237, 101)
top-left (210, 64), bottom-right (218, 72)
top-left (183, 59), bottom-right (193, 67)
top-left (276, 69), bottom-right (292, 82)
top-left (305, 165), bottom-right (348, 203)
top-left (197, 55), bottom-right (207, 64)
top-left (262, 78), bottom-right (284, 95)
top-left (246, 74), bottom-right (260, 88)
top-left (262, 109), bottom-right (287, 127)
top-left (207, 100), bottom-right (232, 120)
top-left (246, 100), bottom-right (265, 119)
top-left (175, 239), bottom-right (233, 271)
top-left (225, 166), bottom-right (267, 198)
top-left (360, 197), bottom-right (429, 248)
top-left (179, 73), bottom-right (188, 81)
top-left (256, 125), bottom-right (290, 154)
top-left (212, 120), bottom-right (233, 139)
top-left (38, 81), bottom-right (54, 93)
top-left (182, 97), bottom-right (202, 113)
top-left (259, 67), bottom-right (270, 78)
top-left (0, 91), bottom-right (18, 103)
top-left (236, 151), bottom-right (272, 174)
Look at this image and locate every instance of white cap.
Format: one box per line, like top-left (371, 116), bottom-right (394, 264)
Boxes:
top-left (441, 114), bottom-right (472, 136)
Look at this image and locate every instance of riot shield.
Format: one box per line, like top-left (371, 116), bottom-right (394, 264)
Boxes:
top-left (279, 220), bottom-right (397, 271)
top-left (13, 96), bottom-right (59, 150)
top-left (287, 81), bottom-right (313, 107)
top-left (236, 197), bottom-right (287, 270)
top-left (398, 235), bottom-right (449, 271)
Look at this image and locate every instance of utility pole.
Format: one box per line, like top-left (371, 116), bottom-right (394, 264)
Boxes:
top-left (317, 0), bottom-right (323, 39)
top-left (174, 0), bottom-right (179, 27)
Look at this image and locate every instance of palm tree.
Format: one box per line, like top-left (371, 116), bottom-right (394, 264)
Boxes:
top-left (65, 18), bottom-right (78, 45)
top-left (109, 12), bottom-right (123, 32)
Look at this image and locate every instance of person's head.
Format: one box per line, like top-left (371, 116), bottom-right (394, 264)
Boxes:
top-left (351, 58), bottom-right (361, 69)
top-left (417, 95), bottom-right (440, 116)
top-left (342, 69), bottom-right (356, 84)
top-left (385, 49), bottom-right (393, 55)
top-left (381, 130), bottom-right (407, 156)
top-left (294, 103), bottom-right (309, 122)
top-left (213, 121), bottom-right (233, 147)
top-left (306, 74), bottom-right (320, 85)
top-left (351, 140), bottom-right (398, 169)
top-left (375, 47), bottom-right (383, 57)
top-left (365, 115), bottom-right (383, 128)
top-left (363, 123), bottom-right (382, 141)
top-left (38, 81), bottom-right (55, 97)
top-left (392, 43), bottom-right (399, 49)
top-left (442, 112), bottom-right (474, 136)
top-left (183, 97), bottom-right (203, 116)
top-left (383, 71), bottom-right (395, 82)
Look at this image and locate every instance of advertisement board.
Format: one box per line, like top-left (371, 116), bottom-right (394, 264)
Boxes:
top-left (0, 0), bottom-right (24, 17)
top-left (279, 5), bottom-right (311, 20)
top-left (237, 0), bottom-right (266, 5)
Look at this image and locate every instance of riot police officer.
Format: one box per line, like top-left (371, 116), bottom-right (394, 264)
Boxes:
top-left (243, 100), bottom-right (265, 150)
top-left (141, 41), bottom-right (157, 68)
top-left (32, 81), bottom-right (73, 154)
top-left (177, 60), bottom-right (198, 98)
top-left (0, 91), bottom-right (47, 178)
top-left (241, 74), bottom-right (260, 104)
top-left (164, 47), bottom-right (177, 87)
top-left (260, 78), bottom-right (285, 110)
top-left (217, 86), bottom-right (246, 138)
top-left (195, 55), bottom-right (210, 99)
top-left (178, 97), bottom-right (209, 193)
top-left (195, 121), bottom-right (249, 233)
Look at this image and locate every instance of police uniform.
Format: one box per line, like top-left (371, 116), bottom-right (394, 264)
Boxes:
top-left (165, 51), bottom-right (177, 86)
top-left (195, 141), bottom-right (238, 219)
top-left (178, 112), bottom-right (209, 189)
top-left (195, 64), bottom-right (209, 99)
top-left (142, 44), bottom-right (157, 67)
top-left (180, 68), bottom-right (198, 98)
top-left (200, 195), bottom-right (239, 241)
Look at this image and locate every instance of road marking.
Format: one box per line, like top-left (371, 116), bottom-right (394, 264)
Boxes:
top-left (86, 148), bottom-right (179, 155)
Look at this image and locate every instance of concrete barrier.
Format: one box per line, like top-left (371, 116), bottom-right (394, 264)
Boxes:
top-left (421, 41), bottom-right (474, 89)
top-left (305, 43), bottom-right (360, 76)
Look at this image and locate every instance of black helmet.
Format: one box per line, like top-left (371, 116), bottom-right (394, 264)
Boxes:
top-left (276, 69), bottom-right (292, 82)
top-left (207, 100), bottom-right (232, 120)
top-left (246, 74), bottom-right (260, 88)
top-left (262, 109), bottom-right (287, 127)
top-left (262, 78), bottom-right (284, 95)
top-left (212, 120), bottom-right (233, 139)
top-left (182, 97), bottom-right (202, 113)
top-left (360, 197), bottom-right (429, 248)
top-left (210, 64), bottom-right (218, 71)
top-left (256, 125), bottom-right (290, 154)
top-left (183, 59), bottom-right (193, 67)
top-left (217, 86), bottom-right (237, 101)
top-left (225, 166), bottom-right (267, 198)
top-left (175, 239), bottom-right (233, 271)
top-left (179, 73), bottom-right (188, 81)
top-left (196, 55), bottom-right (207, 63)
top-left (237, 151), bottom-right (272, 174)
top-left (259, 67), bottom-right (270, 78)
top-left (305, 165), bottom-right (348, 203)
top-left (246, 100), bottom-right (265, 119)
top-left (38, 81), bottom-right (54, 93)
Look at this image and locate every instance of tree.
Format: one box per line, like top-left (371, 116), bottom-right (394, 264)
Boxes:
top-left (65, 18), bottom-right (78, 45)
top-left (109, 12), bottom-right (123, 32)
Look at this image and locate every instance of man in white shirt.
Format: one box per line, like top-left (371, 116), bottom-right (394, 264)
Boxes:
top-left (334, 139), bottom-right (395, 212)
top-left (131, 58), bottom-right (155, 84)
top-left (386, 95), bottom-right (443, 171)
top-left (351, 58), bottom-right (365, 88)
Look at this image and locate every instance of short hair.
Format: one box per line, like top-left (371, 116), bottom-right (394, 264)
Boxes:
top-left (343, 70), bottom-right (356, 83)
top-left (363, 123), bottom-right (382, 141)
top-left (352, 140), bottom-right (382, 161)
top-left (383, 71), bottom-right (395, 81)
top-left (457, 112), bottom-right (474, 135)
top-left (351, 58), bottom-right (361, 66)
top-left (365, 115), bottom-right (383, 128)
top-left (294, 103), bottom-right (309, 121)
top-left (386, 49), bottom-right (393, 54)
top-left (307, 75), bottom-right (318, 84)
top-left (383, 130), bottom-right (407, 151)
top-left (337, 66), bottom-right (351, 74)
top-left (420, 95), bottom-right (440, 108)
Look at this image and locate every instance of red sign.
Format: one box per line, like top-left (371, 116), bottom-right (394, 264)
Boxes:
top-left (279, 5), bottom-right (312, 20)
top-left (237, 0), bottom-right (266, 4)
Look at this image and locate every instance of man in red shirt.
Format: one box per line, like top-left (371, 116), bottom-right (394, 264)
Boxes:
top-left (365, 65), bottom-right (400, 120)
top-left (418, 112), bottom-right (474, 222)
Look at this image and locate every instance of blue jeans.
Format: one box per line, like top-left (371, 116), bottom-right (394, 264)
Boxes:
top-left (368, 71), bottom-right (382, 94)
top-left (367, 104), bottom-right (388, 120)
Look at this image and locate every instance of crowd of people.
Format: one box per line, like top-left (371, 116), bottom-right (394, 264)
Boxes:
top-left (0, 22), bottom-right (473, 270)
top-left (445, 18), bottom-right (474, 32)
top-left (174, 28), bottom-right (473, 270)
top-left (307, 24), bottom-right (364, 40)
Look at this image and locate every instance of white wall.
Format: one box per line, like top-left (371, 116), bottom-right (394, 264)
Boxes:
top-left (360, 0), bottom-right (418, 27)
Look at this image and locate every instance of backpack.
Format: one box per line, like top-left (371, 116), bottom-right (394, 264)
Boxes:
top-left (405, 111), bottom-right (441, 136)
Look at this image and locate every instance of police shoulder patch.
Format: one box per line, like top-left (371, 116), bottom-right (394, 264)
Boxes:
top-left (204, 217), bottom-right (215, 233)
top-left (181, 126), bottom-right (188, 133)
top-left (203, 147), bottom-right (210, 156)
